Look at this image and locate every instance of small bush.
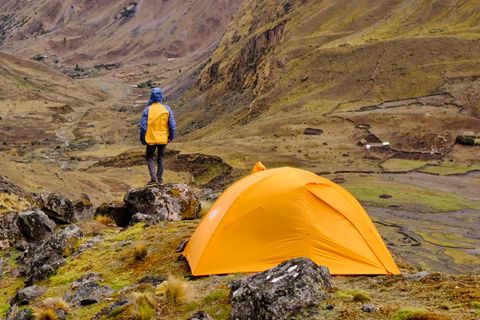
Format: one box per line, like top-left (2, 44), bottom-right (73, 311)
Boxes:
top-left (156, 276), bottom-right (189, 306)
top-left (134, 244), bottom-right (148, 261)
top-left (130, 292), bottom-right (157, 320)
top-left (353, 292), bottom-right (370, 303)
top-left (392, 307), bottom-right (448, 320)
top-left (95, 215), bottom-right (116, 226)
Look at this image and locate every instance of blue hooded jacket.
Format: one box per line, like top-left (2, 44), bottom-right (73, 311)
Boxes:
top-left (140, 88), bottom-right (176, 145)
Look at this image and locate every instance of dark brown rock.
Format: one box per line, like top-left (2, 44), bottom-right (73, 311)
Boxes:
top-left (16, 210), bottom-right (56, 242)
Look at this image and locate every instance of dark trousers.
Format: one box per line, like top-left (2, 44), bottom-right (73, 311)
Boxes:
top-left (146, 144), bottom-right (166, 182)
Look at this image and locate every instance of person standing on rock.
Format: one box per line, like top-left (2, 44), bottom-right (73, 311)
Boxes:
top-left (140, 87), bottom-right (176, 185)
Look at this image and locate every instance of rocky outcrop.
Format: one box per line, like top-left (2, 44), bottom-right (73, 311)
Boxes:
top-left (124, 184), bottom-right (201, 222)
top-left (229, 258), bottom-right (333, 320)
top-left (5, 306), bottom-right (33, 320)
top-left (95, 202), bottom-right (132, 227)
top-left (129, 212), bottom-right (162, 226)
top-left (64, 273), bottom-right (114, 306)
top-left (39, 193), bottom-right (93, 224)
top-left (10, 285), bottom-right (45, 306)
top-left (16, 210), bottom-right (56, 242)
top-left (22, 225), bottom-right (83, 285)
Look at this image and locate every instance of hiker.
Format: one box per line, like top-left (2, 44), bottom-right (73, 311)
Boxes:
top-left (140, 87), bottom-right (176, 185)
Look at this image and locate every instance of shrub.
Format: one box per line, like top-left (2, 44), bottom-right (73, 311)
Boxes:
top-left (155, 276), bottom-right (189, 306)
top-left (95, 215), bottom-right (116, 226)
top-left (130, 292), bottom-right (157, 320)
top-left (134, 244), bottom-right (148, 261)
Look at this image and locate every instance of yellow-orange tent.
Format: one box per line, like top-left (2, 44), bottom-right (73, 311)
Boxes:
top-left (183, 167), bottom-right (400, 276)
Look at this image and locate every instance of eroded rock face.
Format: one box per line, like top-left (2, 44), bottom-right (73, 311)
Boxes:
top-left (229, 257), bottom-right (333, 320)
top-left (38, 193), bottom-right (93, 224)
top-left (64, 273), bottom-right (114, 306)
top-left (124, 184), bottom-right (201, 222)
top-left (16, 210), bottom-right (56, 242)
top-left (23, 225), bottom-right (83, 285)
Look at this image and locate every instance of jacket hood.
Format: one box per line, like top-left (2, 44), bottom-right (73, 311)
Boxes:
top-left (149, 87), bottom-right (163, 103)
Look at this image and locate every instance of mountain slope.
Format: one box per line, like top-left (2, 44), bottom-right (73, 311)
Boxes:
top-left (175, 0), bottom-right (480, 174)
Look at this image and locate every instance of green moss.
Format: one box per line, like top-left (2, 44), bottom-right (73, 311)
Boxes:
top-left (381, 159), bottom-right (430, 172)
top-left (0, 249), bottom-right (24, 318)
top-left (334, 289), bottom-right (369, 302)
top-left (203, 289), bottom-right (229, 304)
top-left (392, 307), bottom-right (429, 320)
top-left (420, 161), bottom-right (480, 176)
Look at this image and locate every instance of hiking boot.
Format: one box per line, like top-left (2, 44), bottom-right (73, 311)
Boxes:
top-left (146, 179), bottom-right (158, 186)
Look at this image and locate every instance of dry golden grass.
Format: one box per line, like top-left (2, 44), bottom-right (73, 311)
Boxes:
top-left (198, 200), bottom-right (214, 218)
top-left (130, 292), bottom-right (157, 320)
top-left (155, 275), bottom-right (189, 306)
top-left (41, 297), bottom-right (69, 311)
top-left (134, 244), bottom-right (148, 261)
top-left (33, 308), bottom-right (59, 320)
top-left (95, 215), bottom-right (116, 226)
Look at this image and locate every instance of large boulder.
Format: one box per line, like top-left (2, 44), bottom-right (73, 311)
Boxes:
top-left (95, 202), bottom-right (132, 227)
top-left (16, 210), bottom-right (56, 242)
top-left (124, 183), bottom-right (201, 221)
top-left (64, 273), bottom-right (114, 306)
top-left (22, 225), bottom-right (83, 285)
top-left (38, 193), bottom-right (93, 224)
top-left (229, 257), bottom-right (333, 320)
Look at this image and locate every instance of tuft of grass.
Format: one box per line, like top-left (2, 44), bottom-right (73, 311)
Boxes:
top-left (392, 307), bottom-right (448, 320)
top-left (130, 292), bottom-right (157, 320)
top-left (198, 200), bottom-right (214, 218)
top-left (352, 292), bottom-right (370, 303)
top-left (42, 297), bottom-right (70, 312)
top-left (134, 244), bottom-right (148, 261)
top-left (33, 308), bottom-right (59, 320)
top-left (95, 215), bottom-right (116, 226)
top-left (156, 275), bottom-right (189, 306)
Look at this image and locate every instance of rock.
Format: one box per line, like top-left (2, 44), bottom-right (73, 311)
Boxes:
top-left (39, 193), bottom-right (93, 224)
top-left (91, 298), bottom-right (131, 320)
top-left (361, 304), bottom-right (377, 313)
top-left (379, 194), bottom-right (392, 199)
top-left (5, 306), bottom-right (33, 320)
top-left (229, 257), bottom-right (333, 320)
top-left (304, 128), bottom-right (324, 136)
top-left (331, 177), bottom-right (345, 184)
top-left (325, 304), bottom-right (334, 310)
top-left (129, 212), bottom-right (162, 226)
top-left (456, 135), bottom-right (480, 146)
top-left (10, 285), bottom-right (45, 306)
top-left (65, 273), bottom-right (114, 306)
top-left (124, 183), bottom-right (201, 221)
top-left (16, 210), bottom-right (56, 242)
top-left (187, 310), bottom-right (214, 320)
top-left (0, 213), bottom-right (22, 245)
top-left (300, 75), bottom-right (309, 82)
top-left (405, 271), bottom-right (430, 281)
top-left (23, 225), bottom-right (83, 285)
top-left (95, 202), bottom-right (132, 227)
top-left (137, 275), bottom-right (166, 286)
top-left (176, 239), bottom-right (189, 253)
